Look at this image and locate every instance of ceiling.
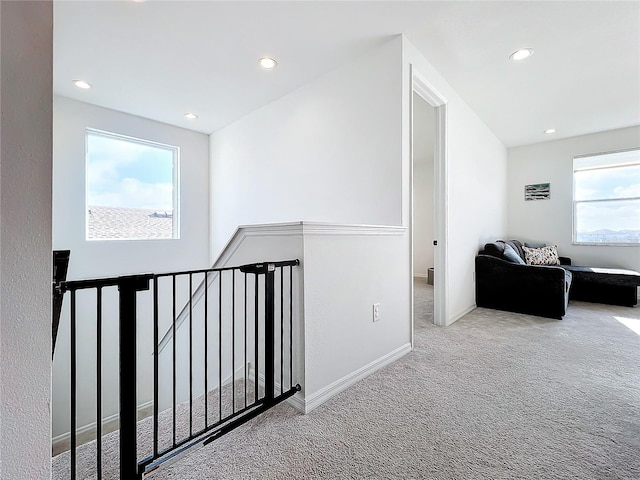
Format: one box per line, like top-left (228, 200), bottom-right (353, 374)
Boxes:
top-left (54, 1), bottom-right (640, 148)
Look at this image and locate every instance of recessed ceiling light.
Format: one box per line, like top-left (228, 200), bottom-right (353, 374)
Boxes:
top-left (544, 128), bottom-right (556, 134)
top-left (258, 57), bottom-right (277, 70)
top-left (509, 48), bottom-right (534, 61)
top-left (72, 80), bottom-right (92, 89)
top-left (184, 112), bottom-right (198, 120)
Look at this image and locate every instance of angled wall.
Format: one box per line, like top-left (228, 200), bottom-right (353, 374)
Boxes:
top-left (210, 37), bottom-right (403, 260)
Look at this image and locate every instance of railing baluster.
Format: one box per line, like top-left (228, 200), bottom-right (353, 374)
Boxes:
top-left (70, 289), bottom-right (77, 480)
top-left (96, 287), bottom-right (103, 479)
top-left (280, 267), bottom-right (284, 394)
top-left (189, 273), bottom-right (193, 437)
top-left (232, 269), bottom-right (236, 413)
top-left (219, 272), bottom-right (222, 422)
top-left (290, 265), bottom-right (293, 389)
top-left (244, 272), bottom-right (248, 408)
top-left (172, 275), bottom-right (177, 447)
top-left (204, 271), bottom-right (208, 428)
top-left (254, 273), bottom-right (259, 403)
top-left (153, 278), bottom-right (159, 459)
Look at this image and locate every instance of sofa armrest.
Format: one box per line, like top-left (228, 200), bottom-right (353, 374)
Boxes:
top-left (475, 255), bottom-right (571, 319)
top-left (559, 256), bottom-right (572, 265)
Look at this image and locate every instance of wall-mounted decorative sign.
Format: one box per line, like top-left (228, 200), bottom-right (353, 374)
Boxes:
top-left (524, 183), bottom-right (550, 201)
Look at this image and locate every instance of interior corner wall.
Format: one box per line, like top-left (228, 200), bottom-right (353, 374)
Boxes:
top-left (507, 126), bottom-right (640, 272)
top-left (209, 37), bottom-right (403, 260)
top-left (52, 96), bottom-right (210, 438)
top-left (402, 36), bottom-right (508, 324)
top-left (0, 1), bottom-right (53, 478)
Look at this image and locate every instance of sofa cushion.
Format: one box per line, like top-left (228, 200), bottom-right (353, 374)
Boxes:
top-left (483, 240), bottom-right (527, 263)
top-left (523, 244), bottom-right (561, 266)
top-left (503, 243), bottom-right (525, 264)
top-left (525, 241), bottom-right (546, 248)
top-left (482, 241), bottom-right (506, 258)
top-left (505, 240), bottom-right (526, 261)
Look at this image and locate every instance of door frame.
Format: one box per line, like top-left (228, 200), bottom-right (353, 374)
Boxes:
top-left (409, 65), bottom-right (448, 347)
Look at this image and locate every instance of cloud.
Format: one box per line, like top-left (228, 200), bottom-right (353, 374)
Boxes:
top-left (87, 132), bottom-right (176, 210)
top-left (614, 183), bottom-right (640, 198)
top-left (89, 178), bottom-right (174, 211)
top-left (578, 200), bottom-right (640, 232)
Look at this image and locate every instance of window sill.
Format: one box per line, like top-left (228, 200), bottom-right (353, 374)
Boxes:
top-left (572, 242), bottom-right (640, 247)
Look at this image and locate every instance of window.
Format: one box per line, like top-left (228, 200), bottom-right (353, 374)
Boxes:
top-left (573, 148), bottom-right (640, 245)
top-left (86, 129), bottom-right (179, 240)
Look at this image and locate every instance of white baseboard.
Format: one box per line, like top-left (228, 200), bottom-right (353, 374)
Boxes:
top-left (303, 343), bottom-right (412, 413)
top-left (447, 304), bottom-right (476, 326)
top-left (250, 343), bottom-right (412, 414)
top-left (413, 273), bottom-right (427, 279)
top-left (285, 392), bottom-right (305, 412)
top-left (248, 365), bottom-right (305, 413)
top-left (52, 364), bottom-right (247, 452)
top-left (52, 399), bottom-right (154, 451)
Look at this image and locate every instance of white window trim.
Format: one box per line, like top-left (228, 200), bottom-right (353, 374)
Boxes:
top-left (572, 147), bottom-right (640, 246)
top-left (85, 128), bottom-right (181, 241)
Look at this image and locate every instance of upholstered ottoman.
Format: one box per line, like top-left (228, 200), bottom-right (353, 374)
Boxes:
top-left (563, 265), bottom-right (640, 307)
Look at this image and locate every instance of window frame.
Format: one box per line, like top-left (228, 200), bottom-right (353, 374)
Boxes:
top-left (572, 147), bottom-right (640, 246)
top-left (85, 128), bottom-right (180, 241)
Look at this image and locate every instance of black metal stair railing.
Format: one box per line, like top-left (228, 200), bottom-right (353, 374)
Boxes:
top-left (56, 259), bottom-right (301, 480)
top-left (52, 250), bottom-right (70, 358)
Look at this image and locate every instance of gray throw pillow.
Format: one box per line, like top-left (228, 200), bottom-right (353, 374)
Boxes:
top-left (503, 243), bottom-right (525, 264)
top-left (524, 241), bottom-right (546, 248)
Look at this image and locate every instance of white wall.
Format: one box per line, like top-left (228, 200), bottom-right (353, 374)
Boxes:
top-left (210, 37), bottom-right (403, 260)
top-left (0, 2), bottom-right (53, 478)
top-left (209, 38), bottom-right (412, 413)
top-left (403, 37), bottom-right (509, 323)
top-left (412, 93), bottom-right (435, 277)
top-left (508, 126), bottom-right (640, 272)
top-left (302, 225), bottom-right (410, 411)
top-left (52, 97), bottom-right (210, 438)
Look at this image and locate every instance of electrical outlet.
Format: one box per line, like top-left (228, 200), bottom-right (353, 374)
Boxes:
top-left (373, 303), bottom-right (381, 322)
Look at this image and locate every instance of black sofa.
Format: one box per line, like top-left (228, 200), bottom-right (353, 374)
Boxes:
top-left (475, 240), bottom-right (572, 319)
top-left (563, 264), bottom-right (640, 307)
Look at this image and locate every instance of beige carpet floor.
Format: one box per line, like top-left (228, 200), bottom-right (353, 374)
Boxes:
top-left (54, 279), bottom-right (640, 479)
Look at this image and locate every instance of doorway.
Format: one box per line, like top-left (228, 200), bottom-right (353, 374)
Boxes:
top-left (412, 92), bottom-right (436, 329)
top-left (409, 68), bottom-right (448, 346)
